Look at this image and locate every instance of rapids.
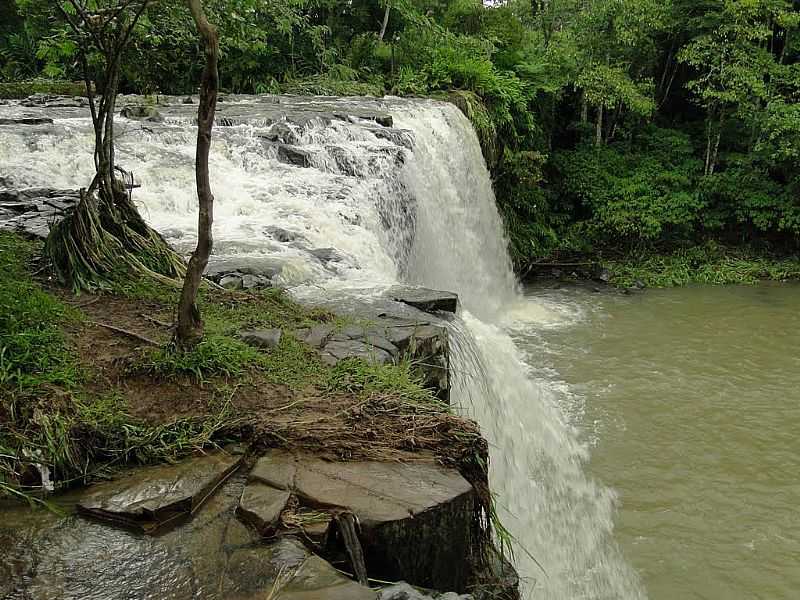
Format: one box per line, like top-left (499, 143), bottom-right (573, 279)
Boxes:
top-left (0, 96), bottom-right (644, 599)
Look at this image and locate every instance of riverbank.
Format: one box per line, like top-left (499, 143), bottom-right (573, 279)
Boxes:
top-left (0, 231), bottom-right (516, 599)
top-left (520, 242), bottom-right (800, 289)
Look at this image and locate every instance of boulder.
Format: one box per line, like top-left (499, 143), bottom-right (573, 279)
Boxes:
top-left (367, 127), bottom-right (414, 150)
top-left (77, 451), bottom-right (241, 532)
top-left (266, 225), bottom-right (301, 243)
top-left (248, 452), bottom-right (477, 592)
top-left (206, 256), bottom-right (286, 281)
top-left (240, 328), bottom-right (283, 350)
top-left (241, 273), bottom-right (272, 289)
top-left (320, 339), bottom-right (393, 366)
top-left (219, 274), bottom-right (244, 290)
top-left (309, 247), bottom-right (343, 264)
top-left (301, 324), bottom-right (334, 349)
top-left (390, 287), bottom-right (459, 314)
top-left (272, 540), bottom-right (377, 600)
top-left (379, 582), bottom-right (473, 600)
top-left (272, 143), bottom-right (314, 167)
top-left (261, 121), bottom-right (301, 144)
top-left (236, 481), bottom-right (291, 535)
top-left (120, 105), bottom-right (163, 122)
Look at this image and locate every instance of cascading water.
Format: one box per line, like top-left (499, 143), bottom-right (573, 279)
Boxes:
top-left (0, 96), bottom-right (645, 599)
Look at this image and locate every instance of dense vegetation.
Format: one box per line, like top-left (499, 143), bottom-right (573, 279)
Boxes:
top-left (1, 0), bottom-right (799, 276)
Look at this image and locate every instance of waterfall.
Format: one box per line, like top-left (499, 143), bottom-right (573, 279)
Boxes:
top-left (0, 96), bottom-right (645, 599)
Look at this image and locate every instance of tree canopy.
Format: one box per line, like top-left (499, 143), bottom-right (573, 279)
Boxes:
top-left (2, 0), bottom-right (799, 265)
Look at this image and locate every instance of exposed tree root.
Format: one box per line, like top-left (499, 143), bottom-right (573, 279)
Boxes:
top-left (45, 187), bottom-right (185, 291)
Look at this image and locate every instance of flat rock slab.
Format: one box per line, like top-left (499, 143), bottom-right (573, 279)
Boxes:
top-left (268, 539), bottom-right (377, 600)
top-left (1, 476), bottom-right (377, 600)
top-left (320, 339), bottom-right (393, 366)
top-left (237, 481), bottom-right (291, 535)
top-left (246, 451), bottom-right (475, 591)
top-left (77, 452), bottom-right (241, 532)
top-left (390, 287), bottom-right (459, 314)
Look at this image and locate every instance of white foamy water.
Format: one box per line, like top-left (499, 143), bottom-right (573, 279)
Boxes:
top-left (0, 97), bottom-right (645, 599)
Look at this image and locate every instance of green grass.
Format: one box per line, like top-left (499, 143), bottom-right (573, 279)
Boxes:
top-left (0, 234), bottom-right (81, 395)
top-left (1, 231), bottom-right (447, 506)
top-left (0, 233), bottom-right (235, 501)
top-left (326, 357), bottom-right (443, 408)
top-left (604, 243), bottom-right (800, 288)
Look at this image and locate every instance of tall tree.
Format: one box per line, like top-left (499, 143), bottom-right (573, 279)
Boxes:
top-left (175, 0), bottom-right (219, 348)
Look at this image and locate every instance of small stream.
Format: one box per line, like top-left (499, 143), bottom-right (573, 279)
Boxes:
top-left (512, 283), bottom-right (800, 600)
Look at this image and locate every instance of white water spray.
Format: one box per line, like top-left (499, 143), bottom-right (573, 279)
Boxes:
top-left (0, 97), bottom-right (645, 599)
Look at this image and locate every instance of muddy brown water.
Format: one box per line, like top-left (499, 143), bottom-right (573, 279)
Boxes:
top-left (513, 283), bottom-right (800, 600)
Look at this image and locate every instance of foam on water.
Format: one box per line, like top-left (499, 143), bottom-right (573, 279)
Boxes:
top-left (0, 97), bottom-right (645, 599)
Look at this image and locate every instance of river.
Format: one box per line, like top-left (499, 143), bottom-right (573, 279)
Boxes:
top-left (511, 283), bottom-right (800, 600)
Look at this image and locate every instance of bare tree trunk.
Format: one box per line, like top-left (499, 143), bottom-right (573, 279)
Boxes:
top-left (709, 110), bottom-right (724, 176)
top-left (595, 105), bottom-right (603, 147)
top-left (378, 2), bottom-right (390, 41)
top-left (580, 93), bottom-right (588, 124)
top-left (176, 0), bottom-right (219, 348)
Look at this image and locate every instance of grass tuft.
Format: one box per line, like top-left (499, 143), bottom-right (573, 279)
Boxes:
top-left (605, 242), bottom-right (800, 288)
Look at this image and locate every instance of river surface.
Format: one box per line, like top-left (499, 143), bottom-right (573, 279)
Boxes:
top-left (512, 283), bottom-right (800, 600)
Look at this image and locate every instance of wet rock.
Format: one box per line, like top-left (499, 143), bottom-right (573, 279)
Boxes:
top-left (182, 96), bottom-right (194, 104)
top-left (266, 225), bottom-right (300, 243)
top-left (390, 287), bottom-right (459, 314)
top-left (321, 339), bottom-right (393, 366)
top-left (334, 111), bottom-right (393, 128)
top-left (241, 273), bottom-right (271, 289)
top-left (160, 227), bottom-right (185, 239)
top-left (120, 105), bottom-right (163, 122)
top-left (273, 540), bottom-right (377, 600)
top-left (77, 451), bottom-right (241, 532)
top-left (362, 334), bottom-right (400, 358)
top-left (206, 256), bottom-right (286, 281)
top-left (2, 471), bottom-right (384, 600)
top-left (272, 143), bottom-right (314, 167)
top-left (220, 274), bottom-right (244, 290)
top-left (236, 481), bottom-right (291, 535)
top-left (379, 582), bottom-right (473, 600)
top-left (310, 247), bottom-right (343, 264)
top-left (367, 127), bottom-right (414, 150)
top-left (240, 328), bottom-right (283, 349)
top-left (250, 452), bottom-right (476, 591)
top-left (0, 116), bottom-right (53, 125)
top-left (302, 324), bottom-right (334, 349)
top-left (260, 121), bottom-right (300, 144)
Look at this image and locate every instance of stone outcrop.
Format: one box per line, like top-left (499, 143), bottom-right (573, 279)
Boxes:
top-left (237, 451), bottom-right (477, 592)
top-left (77, 452), bottom-right (241, 532)
top-left (0, 187), bottom-right (80, 239)
top-left (240, 328), bottom-right (283, 349)
top-left (1, 472), bottom-right (377, 600)
top-left (390, 287), bottom-right (459, 314)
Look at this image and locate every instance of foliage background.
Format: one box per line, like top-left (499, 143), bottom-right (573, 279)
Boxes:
top-left (2, 0), bottom-right (799, 268)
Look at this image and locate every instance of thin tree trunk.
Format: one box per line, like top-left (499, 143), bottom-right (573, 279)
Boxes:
top-left (580, 93), bottom-right (588, 124)
top-left (704, 113), bottom-right (713, 176)
top-left (595, 105), bottom-right (603, 147)
top-left (378, 2), bottom-right (390, 41)
top-left (177, 0), bottom-right (219, 348)
top-left (709, 110), bottom-right (724, 176)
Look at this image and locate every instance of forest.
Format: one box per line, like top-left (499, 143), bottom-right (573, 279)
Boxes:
top-left (1, 0), bottom-right (799, 278)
